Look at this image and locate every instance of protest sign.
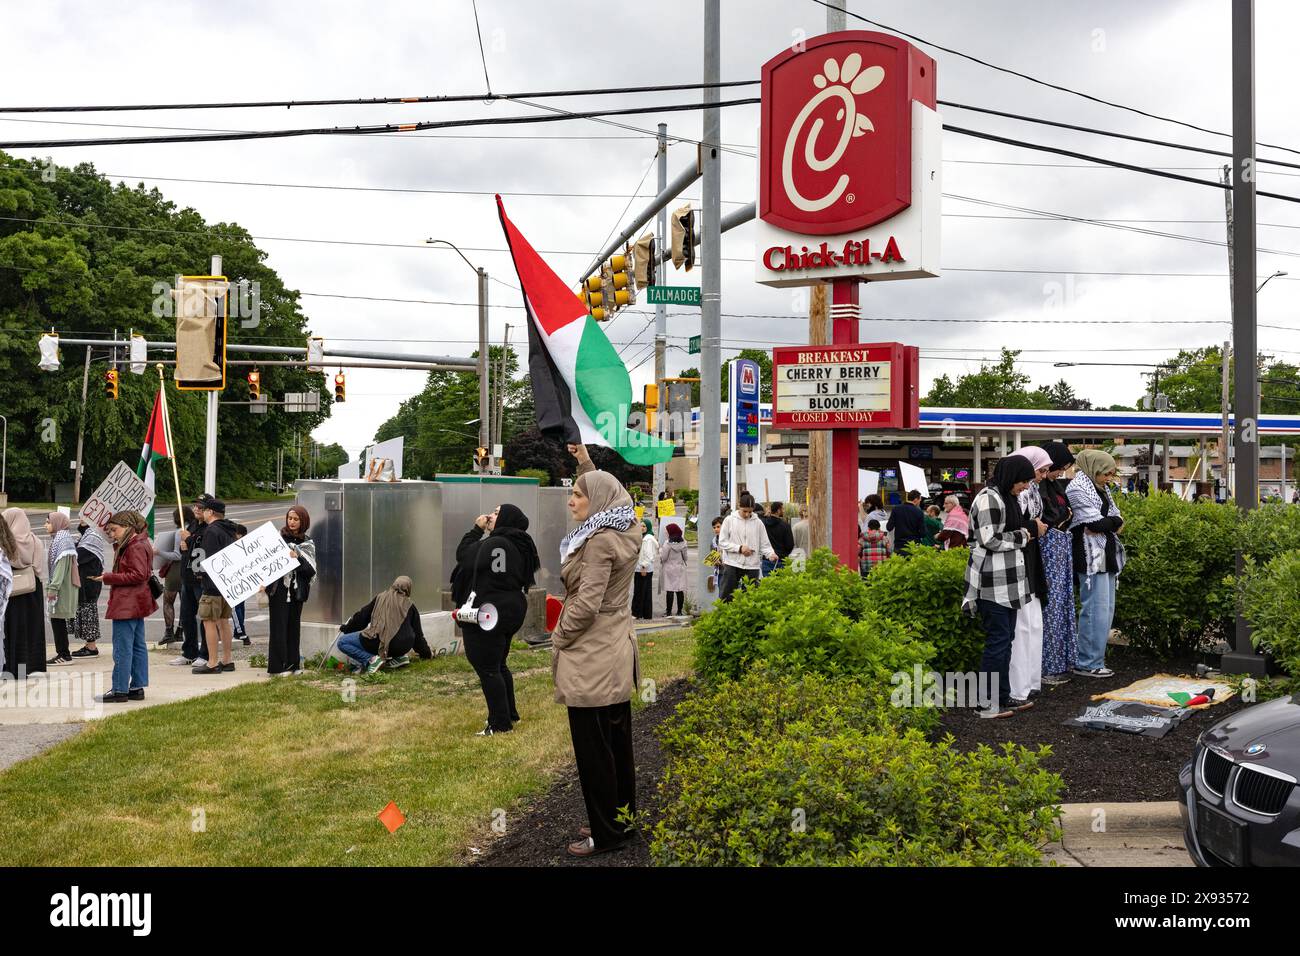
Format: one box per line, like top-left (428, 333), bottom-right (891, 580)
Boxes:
top-left (80, 462), bottom-right (155, 532)
top-left (198, 521), bottom-right (300, 608)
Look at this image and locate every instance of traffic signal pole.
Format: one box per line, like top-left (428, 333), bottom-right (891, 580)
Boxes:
top-left (653, 122), bottom-right (668, 512)
top-left (697, 0), bottom-right (722, 608)
top-left (72, 345), bottom-right (90, 503)
top-left (204, 253), bottom-right (221, 495)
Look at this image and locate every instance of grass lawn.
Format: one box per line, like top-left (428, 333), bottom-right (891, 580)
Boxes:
top-left (0, 628), bottom-right (695, 866)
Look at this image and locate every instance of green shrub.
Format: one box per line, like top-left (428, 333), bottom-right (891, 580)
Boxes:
top-left (515, 467), bottom-right (549, 486)
top-left (693, 549), bottom-right (932, 683)
top-left (651, 666), bottom-right (1062, 867)
top-left (1241, 550), bottom-right (1300, 677)
top-left (1111, 493), bottom-right (1238, 657)
top-left (862, 546), bottom-right (985, 672)
top-left (1237, 503), bottom-right (1300, 565)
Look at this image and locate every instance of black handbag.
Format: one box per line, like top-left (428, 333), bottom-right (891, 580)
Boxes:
top-left (147, 572), bottom-right (165, 600)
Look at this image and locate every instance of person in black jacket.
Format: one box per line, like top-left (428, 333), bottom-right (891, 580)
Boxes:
top-left (452, 503), bottom-right (540, 735)
top-left (887, 490), bottom-right (927, 555)
top-left (337, 576), bottom-right (431, 674)
top-left (175, 495), bottom-right (211, 666)
top-left (265, 505), bottom-right (317, 675)
top-left (759, 501), bottom-right (795, 575)
top-left (190, 500), bottom-right (238, 675)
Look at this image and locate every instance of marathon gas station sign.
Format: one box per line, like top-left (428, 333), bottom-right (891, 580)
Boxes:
top-left (772, 343), bottom-right (919, 429)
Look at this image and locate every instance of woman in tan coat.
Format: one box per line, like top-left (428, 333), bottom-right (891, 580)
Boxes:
top-left (555, 443), bottom-right (642, 858)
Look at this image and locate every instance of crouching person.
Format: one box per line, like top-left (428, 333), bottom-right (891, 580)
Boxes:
top-left (336, 576), bottom-right (431, 674)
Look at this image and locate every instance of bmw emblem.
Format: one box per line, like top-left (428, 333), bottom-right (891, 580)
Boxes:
top-left (1245, 743), bottom-right (1266, 756)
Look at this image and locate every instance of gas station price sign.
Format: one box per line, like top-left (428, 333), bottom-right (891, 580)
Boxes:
top-left (771, 342), bottom-right (917, 430)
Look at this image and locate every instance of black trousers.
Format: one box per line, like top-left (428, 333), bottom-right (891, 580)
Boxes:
top-left (463, 623), bottom-right (519, 732)
top-left (52, 617), bottom-right (72, 658)
top-left (567, 701), bottom-right (636, 849)
top-left (180, 581), bottom-right (207, 661)
top-left (268, 591), bottom-right (304, 674)
top-left (718, 565), bottom-right (759, 603)
top-left (665, 591), bottom-right (684, 615)
top-left (632, 572), bottom-right (654, 619)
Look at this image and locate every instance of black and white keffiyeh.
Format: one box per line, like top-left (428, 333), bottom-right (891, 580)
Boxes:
top-left (560, 505), bottom-right (636, 563)
top-left (1066, 471), bottom-right (1126, 575)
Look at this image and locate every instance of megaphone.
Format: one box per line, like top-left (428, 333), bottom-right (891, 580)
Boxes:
top-left (454, 591), bottom-right (498, 631)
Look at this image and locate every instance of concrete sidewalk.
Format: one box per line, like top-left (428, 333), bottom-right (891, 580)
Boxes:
top-left (0, 644), bottom-right (270, 725)
top-left (1043, 802), bottom-right (1192, 866)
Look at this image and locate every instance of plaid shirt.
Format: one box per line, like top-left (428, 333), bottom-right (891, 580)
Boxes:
top-left (859, 529), bottom-right (891, 570)
top-left (962, 485), bottom-right (1033, 612)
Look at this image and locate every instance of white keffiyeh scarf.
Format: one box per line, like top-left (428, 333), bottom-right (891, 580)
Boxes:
top-left (560, 505), bottom-right (637, 563)
top-left (1067, 471), bottom-right (1126, 575)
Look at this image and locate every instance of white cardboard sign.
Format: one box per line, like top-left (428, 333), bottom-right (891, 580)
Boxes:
top-left (365, 436), bottom-right (404, 479)
top-left (744, 462), bottom-right (791, 504)
top-left (198, 521), bottom-right (300, 608)
top-left (80, 462), bottom-right (156, 533)
top-left (858, 469), bottom-right (880, 500)
top-left (898, 460), bottom-right (929, 496)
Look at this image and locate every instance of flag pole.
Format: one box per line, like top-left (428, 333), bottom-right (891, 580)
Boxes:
top-left (156, 364), bottom-right (186, 526)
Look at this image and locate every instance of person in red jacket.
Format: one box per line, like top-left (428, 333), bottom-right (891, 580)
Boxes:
top-left (91, 510), bottom-right (158, 703)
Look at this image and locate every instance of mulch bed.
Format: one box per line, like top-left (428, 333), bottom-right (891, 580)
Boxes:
top-left (474, 678), bottom-right (691, 867)
top-left (936, 645), bottom-right (1245, 803)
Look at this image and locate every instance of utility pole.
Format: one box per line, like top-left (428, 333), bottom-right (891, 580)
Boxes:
top-left (72, 345), bottom-right (91, 503)
top-left (477, 266), bottom-right (491, 473)
top-left (1226, 0), bottom-right (1266, 676)
top-left (697, 0), bottom-right (722, 607)
top-left (806, 0), bottom-right (847, 549)
top-left (653, 122), bottom-right (669, 511)
top-left (1221, 164), bottom-right (1234, 497)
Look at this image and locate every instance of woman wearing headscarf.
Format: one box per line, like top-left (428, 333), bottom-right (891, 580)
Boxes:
top-left (265, 505), bottom-right (317, 675)
top-left (44, 512), bottom-right (81, 666)
top-left (557, 443), bottom-right (642, 858)
top-left (94, 510), bottom-right (156, 702)
top-left (659, 523), bottom-right (689, 616)
top-left (935, 495), bottom-right (969, 550)
top-left (70, 515), bottom-right (108, 657)
top-left (453, 503), bottom-right (540, 734)
top-left (337, 576), bottom-right (432, 675)
top-left (1038, 442), bottom-right (1079, 684)
top-left (2, 508), bottom-right (47, 678)
top-left (1007, 445), bottom-right (1053, 707)
top-left (632, 518), bottom-right (658, 620)
top-left (0, 516), bottom-right (18, 674)
top-left (961, 456), bottom-right (1046, 719)
top-left (1067, 449), bottom-right (1125, 679)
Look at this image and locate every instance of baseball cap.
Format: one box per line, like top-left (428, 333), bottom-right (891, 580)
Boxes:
top-left (203, 499), bottom-right (227, 515)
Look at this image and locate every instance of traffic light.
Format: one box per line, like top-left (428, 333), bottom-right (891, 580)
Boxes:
top-left (643, 382), bottom-right (659, 432)
top-left (333, 371), bottom-right (346, 403)
top-left (671, 204), bottom-right (695, 271)
top-left (633, 233), bottom-right (656, 288)
top-left (104, 369), bottom-right (119, 400)
top-left (247, 369), bottom-right (261, 401)
top-left (582, 275), bottom-right (607, 321)
top-left (607, 250), bottom-right (633, 309)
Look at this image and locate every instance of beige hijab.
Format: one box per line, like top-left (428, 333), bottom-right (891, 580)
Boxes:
top-left (1074, 449), bottom-right (1117, 484)
top-left (576, 470), bottom-right (632, 514)
top-left (2, 508), bottom-right (45, 575)
top-left (362, 576), bottom-right (413, 656)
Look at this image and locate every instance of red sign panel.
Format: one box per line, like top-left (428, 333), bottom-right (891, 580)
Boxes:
top-left (759, 31), bottom-right (936, 237)
top-left (771, 342), bottom-right (918, 430)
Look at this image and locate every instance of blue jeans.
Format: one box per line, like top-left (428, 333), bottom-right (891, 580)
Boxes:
top-left (338, 631), bottom-right (375, 667)
top-left (111, 618), bottom-right (149, 694)
top-left (1076, 572), bottom-right (1117, 670)
top-left (977, 599), bottom-right (1016, 709)
top-left (761, 556), bottom-right (783, 576)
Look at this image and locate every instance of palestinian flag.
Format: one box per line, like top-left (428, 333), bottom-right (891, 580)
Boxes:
top-left (496, 196), bottom-right (674, 466)
top-left (136, 388), bottom-right (170, 535)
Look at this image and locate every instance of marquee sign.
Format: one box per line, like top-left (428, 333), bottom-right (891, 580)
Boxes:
top-left (755, 31), bottom-right (940, 286)
top-left (771, 342), bottom-right (918, 430)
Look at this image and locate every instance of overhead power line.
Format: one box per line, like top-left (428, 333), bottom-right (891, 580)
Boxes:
top-left (805, 0), bottom-right (1300, 158)
top-left (0, 80), bottom-right (760, 114)
top-left (0, 97), bottom-right (761, 149)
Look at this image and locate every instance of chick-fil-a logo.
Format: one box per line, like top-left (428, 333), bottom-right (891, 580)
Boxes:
top-left (759, 31), bottom-right (936, 237)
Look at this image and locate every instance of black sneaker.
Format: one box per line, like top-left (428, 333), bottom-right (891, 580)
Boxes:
top-left (239, 635), bottom-right (251, 646)
top-left (1008, 698), bottom-right (1035, 712)
top-left (158, 630), bottom-right (179, 646)
top-left (191, 663), bottom-right (222, 675)
top-left (71, 646), bottom-right (99, 658)
top-left (127, 688), bottom-right (145, 700)
top-left (47, 654), bottom-right (73, 666)
top-left (100, 691), bottom-right (130, 703)
top-left (221, 661), bottom-right (235, 672)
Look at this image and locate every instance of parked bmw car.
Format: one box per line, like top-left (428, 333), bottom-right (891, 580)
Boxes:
top-left (1179, 693), bottom-right (1300, 866)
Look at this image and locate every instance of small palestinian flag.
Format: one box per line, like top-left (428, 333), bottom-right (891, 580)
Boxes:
top-left (136, 387), bottom-right (170, 535)
top-left (496, 196), bottom-right (674, 466)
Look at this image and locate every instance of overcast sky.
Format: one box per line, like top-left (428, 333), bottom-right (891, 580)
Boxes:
top-left (6, 0), bottom-right (1300, 459)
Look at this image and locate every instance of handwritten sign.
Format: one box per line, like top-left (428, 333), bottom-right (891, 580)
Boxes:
top-left (656, 498), bottom-right (676, 518)
top-left (198, 521), bottom-right (299, 608)
top-left (80, 462), bottom-right (155, 533)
